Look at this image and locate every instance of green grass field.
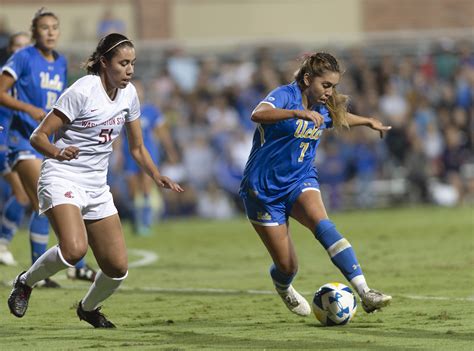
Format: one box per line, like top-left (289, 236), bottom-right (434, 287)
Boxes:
top-left (0, 206), bottom-right (473, 350)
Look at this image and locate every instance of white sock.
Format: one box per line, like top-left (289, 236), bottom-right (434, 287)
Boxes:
top-left (23, 245), bottom-right (74, 287)
top-left (350, 275), bottom-right (370, 296)
top-left (81, 270), bottom-right (128, 311)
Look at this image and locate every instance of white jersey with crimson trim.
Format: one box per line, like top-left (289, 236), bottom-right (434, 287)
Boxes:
top-left (40, 75), bottom-right (140, 189)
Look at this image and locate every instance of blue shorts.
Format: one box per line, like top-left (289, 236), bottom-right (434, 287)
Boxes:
top-left (7, 131), bottom-right (42, 169)
top-left (0, 147), bottom-right (11, 175)
top-left (241, 175), bottom-right (320, 226)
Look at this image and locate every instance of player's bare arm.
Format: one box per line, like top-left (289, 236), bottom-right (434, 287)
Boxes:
top-left (125, 119), bottom-right (183, 192)
top-left (0, 73), bottom-right (46, 121)
top-left (346, 112), bottom-right (392, 138)
top-left (30, 109), bottom-right (79, 161)
top-left (251, 102), bottom-right (324, 126)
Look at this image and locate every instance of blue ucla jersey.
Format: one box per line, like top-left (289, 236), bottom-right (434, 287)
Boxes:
top-left (240, 82), bottom-right (332, 202)
top-left (0, 103), bottom-right (12, 146)
top-left (122, 103), bottom-right (164, 172)
top-left (0, 105), bottom-right (12, 173)
top-left (2, 45), bottom-right (67, 146)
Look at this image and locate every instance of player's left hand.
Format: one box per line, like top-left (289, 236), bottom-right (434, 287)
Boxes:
top-left (368, 118), bottom-right (392, 138)
top-left (156, 176), bottom-right (184, 193)
top-left (56, 146), bottom-right (80, 161)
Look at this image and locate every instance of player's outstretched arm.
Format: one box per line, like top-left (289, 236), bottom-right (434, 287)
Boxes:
top-left (30, 109), bottom-right (79, 161)
top-left (125, 119), bottom-right (183, 192)
top-left (346, 112), bottom-right (392, 138)
top-left (251, 102), bottom-right (324, 126)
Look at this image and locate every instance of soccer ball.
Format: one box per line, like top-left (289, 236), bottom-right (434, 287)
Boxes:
top-left (312, 282), bottom-right (357, 326)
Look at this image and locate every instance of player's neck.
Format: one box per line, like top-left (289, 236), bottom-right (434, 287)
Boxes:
top-left (100, 75), bottom-right (118, 100)
top-left (35, 45), bottom-right (55, 62)
top-left (301, 93), bottom-right (313, 110)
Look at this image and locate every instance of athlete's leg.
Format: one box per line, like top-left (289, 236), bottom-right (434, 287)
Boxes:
top-left (252, 222), bottom-right (310, 316)
top-left (14, 159), bottom-right (51, 263)
top-left (8, 204), bottom-right (87, 317)
top-left (140, 171), bottom-right (154, 231)
top-left (126, 172), bottom-right (143, 233)
top-left (81, 214), bottom-right (128, 312)
top-left (14, 159), bottom-right (41, 210)
top-left (290, 189), bottom-right (391, 312)
top-left (0, 172), bottom-right (29, 265)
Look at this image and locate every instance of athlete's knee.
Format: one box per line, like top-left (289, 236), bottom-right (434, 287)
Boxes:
top-left (14, 192), bottom-right (30, 206)
top-left (104, 264), bottom-right (128, 279)
top-left (59, 242), bottom-right (88, 265)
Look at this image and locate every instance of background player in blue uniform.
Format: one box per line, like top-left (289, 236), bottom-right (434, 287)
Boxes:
top-left (0, 9), bottom-right (95, 285)
top-left (240, 53), bottom-right (392, 316)
top-left (0, 32), bottom-right (30, 266)
top-left (121, 79), bottom-right (179, 235)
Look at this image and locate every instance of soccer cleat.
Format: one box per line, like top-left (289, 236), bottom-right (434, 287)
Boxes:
top-left (276, 285), bottom-right (311, 317)
top-left (8, 271), bottom-right (32, 318)
top-left (0, 245), bottom-right (17, 266)
top-left (67, 265), bottom-right (97, 282)
top-left (360, 289), bottom-right (392, 313)
top-left (76, 301), bottom-right (116, 328)
top-left (35, 278), bottom-right (61, 288)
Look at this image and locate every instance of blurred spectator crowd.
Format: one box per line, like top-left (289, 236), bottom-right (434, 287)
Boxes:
top-left (2, 37), bottom-right (474, 223)
top-left (107, 40), bottom-right (473, 220)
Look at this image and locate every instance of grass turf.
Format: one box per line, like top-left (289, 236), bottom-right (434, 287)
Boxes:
top-left (0, 206), bottom-right (472, 350)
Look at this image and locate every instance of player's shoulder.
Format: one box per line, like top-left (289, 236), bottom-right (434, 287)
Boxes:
top-left (7, 45), bottom-right (34, 62)
top-left (269, 82), bottom-right (299, 99)
top-left (66, 75), bottom-right (99, 96)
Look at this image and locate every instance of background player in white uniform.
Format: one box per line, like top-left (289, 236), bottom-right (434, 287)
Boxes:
top-left (7, 33), bottom-right (183, 328)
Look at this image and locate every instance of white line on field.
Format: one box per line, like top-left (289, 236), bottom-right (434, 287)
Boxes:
top-left (2, 248), bottom-right (472, 302)
top-left (128, 249), bottom-right (159, 268)
top-left (8, 282), bottom-right (468, 302)
top-left (37, 248), bottom-right (159, 281)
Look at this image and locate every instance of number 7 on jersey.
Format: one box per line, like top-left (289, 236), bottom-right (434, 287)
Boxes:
top-left (298, 142), bottom-right (309, 162)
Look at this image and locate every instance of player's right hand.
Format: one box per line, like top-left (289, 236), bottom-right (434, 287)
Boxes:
top-left (295, 110), bottom-right (324, 127)
top-left (56, 146), bottom-right (80, 161)
top-left (28, 106), bottom-right (46, 121)
top-left (156, 175), bottom-right (184, 193)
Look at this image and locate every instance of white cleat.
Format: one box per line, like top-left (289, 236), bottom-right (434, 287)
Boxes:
top-left (276, 285), bottom-right (311, 317)
top-left (0, 245), bottom-right (17, 266)
top-left (360, 289), bottom-right (392, 313)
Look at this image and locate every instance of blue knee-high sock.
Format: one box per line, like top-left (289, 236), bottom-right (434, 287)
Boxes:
top-left (142, 194), bottom-right (152, 228)
top-left (0, 197), bottom-right (26, 245)
top-left (75, 257), bottom-right (85, 269)
top-left (314, 219), bottom-right (363, 281)
top-left (270, 264), bottom-right (296, 292)
top-left (30, 212), bottom-right (49, 263)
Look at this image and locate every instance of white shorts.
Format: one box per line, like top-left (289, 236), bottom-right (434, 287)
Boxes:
top-left (38, 179), bottom-right (118, 220)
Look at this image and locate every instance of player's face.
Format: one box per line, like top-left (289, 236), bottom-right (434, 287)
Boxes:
top-left (10, 34), bottom-right (30, 53)
top-left (34, 15), bottom-right (60, 51)
top-left (306, 71), bottom-right (340, 105)
top-left (104, 46), bottom-right (136, 89)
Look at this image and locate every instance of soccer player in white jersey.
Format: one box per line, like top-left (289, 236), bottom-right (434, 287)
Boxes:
top-left (7, 33), bottom-right (184, 328)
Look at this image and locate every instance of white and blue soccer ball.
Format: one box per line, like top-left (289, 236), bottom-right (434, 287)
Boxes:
top-left (312, 282), bottom-right (357, 326)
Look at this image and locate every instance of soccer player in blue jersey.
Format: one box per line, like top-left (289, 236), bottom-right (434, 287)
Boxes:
top-left (0, 32), bottom-right (30, 266)
top-left (0, 9), bottom-right (95, 284)
top-left (121, 78), bottom-right (179, 235)
top-left (240, 52), bottom-right (392, 316)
